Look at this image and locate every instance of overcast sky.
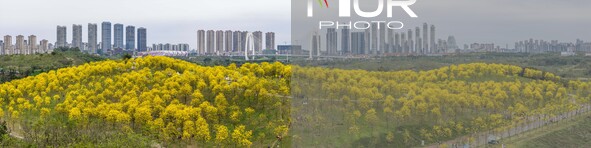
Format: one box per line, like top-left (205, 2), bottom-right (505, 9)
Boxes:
top-left (292, 0), bottom-right (591, 49)
top-left (1, 0), bottom-right (590, 49)
top-left (0, 0), bottom-right (291, 49)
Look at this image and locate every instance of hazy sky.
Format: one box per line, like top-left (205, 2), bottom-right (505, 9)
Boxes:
top-left (0, 0), bottom-right (291, 49)
top-left (1, 0), bottom-right (590, 49)
top-left (292, 0), bottom-right (591, 49)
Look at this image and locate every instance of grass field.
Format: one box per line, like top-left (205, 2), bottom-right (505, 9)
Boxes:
top-left (503, 113), bottom-right (591, 148)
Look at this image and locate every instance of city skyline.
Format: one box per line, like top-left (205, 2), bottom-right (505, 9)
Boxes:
top-left (2, 0), bottom-right (591, 52)
top-left (0, 0), bottom-right (291, 50)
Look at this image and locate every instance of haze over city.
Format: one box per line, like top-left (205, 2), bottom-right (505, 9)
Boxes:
top-left (0, 0), bottom-right (292, 49)
top-left (1, 0), bottom-right (590, 48)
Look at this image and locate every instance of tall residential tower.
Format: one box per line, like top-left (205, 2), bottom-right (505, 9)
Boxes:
top-left (137, 27), bottom-right (147, 52)
top-left (101, 22), bottom-right (112, 53)
top-left (88, 23), bottom-right (97, 54)
top-left (56, 26), bottom-right (67, 48)
top-left (265, 32), bottom-right (275, 50)
top-left (125, 25), bottom-right (135, 50)
top-left (114, 23), bottom-right (124, 49)
top-left (72, 24), bottom-right (82, 49)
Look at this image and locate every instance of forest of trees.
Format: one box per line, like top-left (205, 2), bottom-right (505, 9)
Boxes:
top-left (290, 63), bottom-right (591, 147)
top-left (0, 56), bottom-right (291, 147)
top-left (0, 50), bottom-right (104, 83)
top-left (2, 55), bottom-right (591, 147)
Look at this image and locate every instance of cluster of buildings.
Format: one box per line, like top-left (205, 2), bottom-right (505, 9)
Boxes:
top-left (308, 23), bottom-right (459, 57)
top-left (152, 43), bottom-right (190, 51)
top-left (56, 21), bottom-right (147, 55)
top-left (514, 39), bottom-right (591, 53)
top-left (1, 35), bottom-right (51, 55)
top-left (196, 30), bottom-right (276, 55)
top-left (463, 43), bottom-right (499, 52)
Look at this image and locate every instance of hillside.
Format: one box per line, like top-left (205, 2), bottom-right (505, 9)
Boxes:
top-left (0, 56), bottom-right (291, 147)
top-left (0, 51), bottom-right (105, 83)
top-left (290, 63), bottom-right (591, 147)
top-left (2, 55), bottom-right (591, 147)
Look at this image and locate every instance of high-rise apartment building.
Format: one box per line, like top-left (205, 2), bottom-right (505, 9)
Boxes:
top-left (311, 33), bottom-right (321, 57)
top-left (101, 22), bottom-right (112, 53)
top-left (253, 31), bottom-right (263, 52)
top-left (72, 24), bottom-right (82, 49)
top-left (423, 23), bottom-right (428, 53)
top-left (379, 22), bottom-right (386, 54)
top-left (370, 22), bottom-right (378, 54)
top-left (408, 29), bottom-right (413, 53)
top-left (351, 32), bottom-right (365, 55)
top-left (40, 39), bottom-right (48, 53)
top-left (0, 40), bottom-right (3, 55)
top-left (126, 26), bottom-right (135, 50)
top-left (233, 31), bottom-right (242, 52)
top-left (206, 30), bottom-right (215, 54)
top-left (415, 27), bottom-right (421, 54)
top-left (326, 28), bottom-right (338, 55)
top-left (15, 35), bottom-right (24, 54)
top-left (88, 23), bottom-right (97, 54)
top-left (114, 23), bottom-right (124, 49)
top-left (364, 23), bottom-right (371, 54)
top-left (28, 35), bottom-right (37, 54)
top-left (137, 27), bottom-right (147, 52)
top-left (341, 26), bottom-right (350, 54)
top-left (430, 25), bottom-right (436, 53)
top-left (395, 33), bottom-right (400, 53)
top-left (265, 32), bottom-right (275, 50)
top-left (215, 30), bottom-right (224, 54)
top-left (401, 33), bottom-right (406, 53)
top-left (241, 31), bottom-right (248, 50)
top-left (3, 35), bottom-right (12, 55)
top-left (56, 26), bottom-right (67, 48)
top-left (224, 30), bottom-right (233, 52)
top-left (197, 30), bottom-right (205, 54)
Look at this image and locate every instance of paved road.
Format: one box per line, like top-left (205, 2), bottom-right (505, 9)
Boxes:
top-left (426, 104), bottom-right (591, 148)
